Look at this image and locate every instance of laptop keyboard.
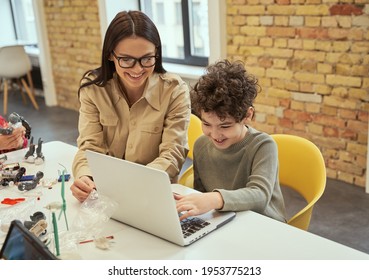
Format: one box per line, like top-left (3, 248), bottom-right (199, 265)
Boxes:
top-left (180, 217), bottom-right (210, 238)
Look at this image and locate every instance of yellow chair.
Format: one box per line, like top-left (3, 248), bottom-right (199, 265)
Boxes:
top-left (179, 164), bottom-right (194, 188)
top-left (271, 134), bottom-right (326, 231)
top-left (187, 113), bottom-right (203, 160)
top-left (0, 45), bottom-right (39, 115)
top-left (179, 114), bottom-right (202, 188)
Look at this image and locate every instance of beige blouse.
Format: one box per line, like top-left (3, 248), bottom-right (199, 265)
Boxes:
top-left (72, 72), bottom-right (191, 182)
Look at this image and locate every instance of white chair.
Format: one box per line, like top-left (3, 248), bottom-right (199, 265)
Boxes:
top-left (0, 45), bottom-right (39, 115)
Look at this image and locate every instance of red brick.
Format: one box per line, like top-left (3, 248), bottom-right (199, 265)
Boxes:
top-left (279, 99), bottom-right (291, 108)
top-left (312, 115), bottom-right (346, 128)
top-left (296, 27), bottom-right (329, 39)
top-left (330, 4), bottom-right (364, 16)
top-left (284, 110), bottom-right (312, 122)
top-left (358, 111), bottom-right (368, 122)
top-left (279, 118), bottom-right (293, 128)
top-left (340, 129), bottom-right (357, 140)
top-left (293, 122), bottom-right (306, 131)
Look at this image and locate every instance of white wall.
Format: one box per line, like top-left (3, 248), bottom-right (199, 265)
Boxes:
top-left (32, 0), bottom-right (57, 105)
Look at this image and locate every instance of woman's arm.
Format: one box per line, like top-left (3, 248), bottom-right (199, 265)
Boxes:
top-left (147, 81), bottom-right (191, 181)
top-left (72, 86), bottom-right (108, 180)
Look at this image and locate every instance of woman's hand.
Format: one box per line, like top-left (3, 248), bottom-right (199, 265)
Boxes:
top-left (174, 192), bottom-right (224, 221)
top-left (70, 175), bottom-right (96, 202)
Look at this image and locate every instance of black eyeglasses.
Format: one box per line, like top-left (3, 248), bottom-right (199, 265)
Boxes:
top-left (112, 51), bottom-right (157, 68)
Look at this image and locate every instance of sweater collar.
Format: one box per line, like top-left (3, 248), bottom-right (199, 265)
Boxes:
top-left (214, 125), bottom-right (254, 153)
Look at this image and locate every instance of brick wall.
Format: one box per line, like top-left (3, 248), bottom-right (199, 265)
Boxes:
top-left (42, 0), bottom-right (368, 188)
top-left (43, 0), bottom-right (101, 110)
top-left (227, 0), bottom-right (369, 188)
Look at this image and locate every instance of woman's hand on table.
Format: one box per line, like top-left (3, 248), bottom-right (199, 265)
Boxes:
top-left (70, 175), bottom-right (96, 202)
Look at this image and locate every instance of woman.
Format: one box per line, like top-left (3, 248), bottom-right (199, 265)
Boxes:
top-left (71, 11), bottom-right (191, 202)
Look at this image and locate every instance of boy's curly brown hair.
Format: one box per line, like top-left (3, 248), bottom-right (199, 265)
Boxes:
top-left (191, 59), bottom-right (260, 122)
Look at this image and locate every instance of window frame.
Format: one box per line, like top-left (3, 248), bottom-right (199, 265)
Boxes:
top-left (139, 0), bottom-right (208, 67)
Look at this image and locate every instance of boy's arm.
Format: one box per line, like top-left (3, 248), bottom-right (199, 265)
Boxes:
top-left (215, 140), bottom-right (279, 213)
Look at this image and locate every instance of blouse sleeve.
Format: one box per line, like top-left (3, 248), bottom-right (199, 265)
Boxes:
top-left (147, 80), bottom-right (191, 182)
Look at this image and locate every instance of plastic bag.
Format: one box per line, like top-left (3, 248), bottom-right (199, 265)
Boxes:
top-left (0, 197), bottom-right (36, 234)
top-left (47, 190), bottom-right (118, 258)
top-left (70, 189), bottom-right (118, 242)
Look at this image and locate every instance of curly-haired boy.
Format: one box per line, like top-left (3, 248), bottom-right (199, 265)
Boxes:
top-left (175, 59), bottom-right (286, 222)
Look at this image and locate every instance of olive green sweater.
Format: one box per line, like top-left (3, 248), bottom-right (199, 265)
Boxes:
top-left (193, 126), bottom-right (286, 222)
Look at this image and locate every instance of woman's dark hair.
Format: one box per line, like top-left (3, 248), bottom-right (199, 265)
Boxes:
top-left (191, 59), bottom-right (260, 122)
top-left (79, 10), bottom-right (166, 93)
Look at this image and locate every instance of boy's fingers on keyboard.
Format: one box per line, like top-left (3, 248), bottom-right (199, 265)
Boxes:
top-left (176, 203), bottom-right (192, 213)
top-left (179, 211), bottom-right (191, 221)
top-left (173, 193), bottom-right (182, 200)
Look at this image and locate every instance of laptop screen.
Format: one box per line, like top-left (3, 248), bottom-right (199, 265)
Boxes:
top-left (0, 220), bottom-right (57, 260)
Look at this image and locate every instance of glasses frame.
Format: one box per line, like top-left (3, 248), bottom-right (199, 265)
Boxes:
top-left (111, 51), bottom-right (157, 69)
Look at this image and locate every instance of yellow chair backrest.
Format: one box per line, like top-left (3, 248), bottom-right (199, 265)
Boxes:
top-left (187, 114), bottom-right (203, 160)
top-left (271, 134), bottom-right (326, 231)
top-left (179, 164), bottom-right (194, 188)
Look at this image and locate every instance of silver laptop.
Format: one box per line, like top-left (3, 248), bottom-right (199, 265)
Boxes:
top-left (85, 150), bottom-right (236, 246)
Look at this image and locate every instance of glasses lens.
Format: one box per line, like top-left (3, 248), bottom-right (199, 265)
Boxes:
top-left (140, 56), bottom-right (156, 67)
top-left (120, 57), bottom-right (135, 68)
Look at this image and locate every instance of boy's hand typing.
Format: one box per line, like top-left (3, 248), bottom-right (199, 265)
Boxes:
top-left (174, 192), bottom-right (224, 221)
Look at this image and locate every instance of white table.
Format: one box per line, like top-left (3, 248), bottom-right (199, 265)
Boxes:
top-left (1, 141), bottom-right (368, 260)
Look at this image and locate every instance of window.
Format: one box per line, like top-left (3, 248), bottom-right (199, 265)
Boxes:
top-left (177, 46), bottom-right (184, 58)
top-left (189, 0), bottom-right (209, 58)
top-left (140, 0), bottom-right (209, 66)
top-left (155, 2), bottom-right (165, 24)
top-left (101, 0), bottom-right (226, 78)
top-left (162, 45), bottom-right (168, 57)
top-left (175, 2), bottom-right (182, 25)
top-left (10, 0), bottom-right (38, 44)
top-left (0, 0), bottom-right (37, 45)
